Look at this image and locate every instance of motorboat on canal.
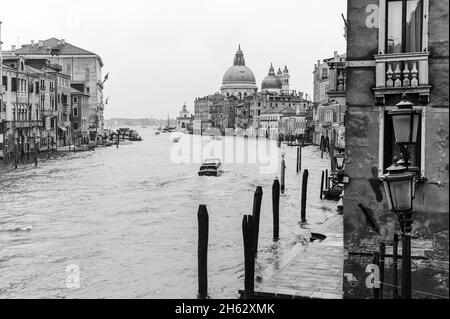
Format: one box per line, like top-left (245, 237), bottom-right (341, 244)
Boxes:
top-left (198, 159), bottom-right (222, 177)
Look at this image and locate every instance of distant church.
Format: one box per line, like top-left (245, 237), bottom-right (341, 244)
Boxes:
top-left (220, 45), bottom-right (293, 98)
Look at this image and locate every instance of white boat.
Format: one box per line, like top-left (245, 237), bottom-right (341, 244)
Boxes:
top-left (198, 159), bottom-right (222, 177)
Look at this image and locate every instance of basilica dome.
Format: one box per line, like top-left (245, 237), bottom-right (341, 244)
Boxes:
top-left (221, 46), bottom-right (257, 98)
top-left (222, 65), bottom-right (256, 85)
top-left (262, 64), bottom-right (282, 91)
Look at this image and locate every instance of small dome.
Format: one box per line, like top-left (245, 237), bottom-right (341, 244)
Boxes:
top-left (262, 64), bottom-right (282, 90)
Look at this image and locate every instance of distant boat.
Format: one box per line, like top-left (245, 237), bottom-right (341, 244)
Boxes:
top-left (172, 136), bottom-right (180, 143)
top-left (198, 159), bottom-right (222, 177)
top-left (155, 131), bottom-right (161, 135)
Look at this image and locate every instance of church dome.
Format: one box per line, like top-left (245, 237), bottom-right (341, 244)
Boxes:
top-left (222, 45), bottom-right (256, 85)
top-left (262, 64), bottom-right (282, 90)
top-left (222, 65), bottom-right (256, 85)
top-left (221, 46), bottom-right (257, 97)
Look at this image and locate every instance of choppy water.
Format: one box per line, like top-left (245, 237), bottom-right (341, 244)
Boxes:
top-left (0, 128), bottom-right (337, 299)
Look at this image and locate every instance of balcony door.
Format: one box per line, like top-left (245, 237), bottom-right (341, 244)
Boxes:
top-left (386, 0), bottom-right (423, 54)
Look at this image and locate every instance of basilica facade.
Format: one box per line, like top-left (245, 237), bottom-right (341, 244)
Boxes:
top-left (195, 45), bottom-right (312, 138)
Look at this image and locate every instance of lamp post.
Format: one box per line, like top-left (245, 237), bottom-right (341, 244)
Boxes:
top-left (382, 94), bottom-right (420, 299)
top-left (381, 163), bottom-right (416, 299)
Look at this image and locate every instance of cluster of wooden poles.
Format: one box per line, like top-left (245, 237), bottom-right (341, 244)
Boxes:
top-left (372, 235), bottom-right (400, 299)
top-left (3, 143), bottom-right (42, 169)
top-left (197, 146), bottom-right (311, 299)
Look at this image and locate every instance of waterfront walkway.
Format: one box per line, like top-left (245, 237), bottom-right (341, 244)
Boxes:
top-left (253, 213), bottom-right (343, 299)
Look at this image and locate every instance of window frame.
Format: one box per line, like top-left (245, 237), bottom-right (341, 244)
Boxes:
top-left (385, 0), bottom-right (424, 54)
top-left (378, 105), bottom-right (426, 178)
top-left (378, 0), bottom-right (429, 54)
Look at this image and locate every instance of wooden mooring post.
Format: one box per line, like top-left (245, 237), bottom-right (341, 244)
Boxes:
top-left (296, 146), bottom-right (302, 173)
top-left (392, 234), bottom-right (399, 299)
top-left (197, 205), bottom-right (209, 299)
top-left (372, 252), bottom-right (380, 299)
top-left (252, 187), bottom-right (263, 256)
top-left (280, 154), bottom-right (286, 194)
top-left (272, 179), bottom-right (280, 240)
top-left (379, 242), bottom-right (386, 299)
top-left (116, 132), bottom-right (119, 149)
top-left (34, 147), bottom-right (38, 167)
top-left (301, 170), bottom-right (309, 222)
top-left (320, 137), bottom-right (324, 159)
top-left (320, 170), bottom-right (325, 200)
top-left (242, 215), bottom-right (255, 299)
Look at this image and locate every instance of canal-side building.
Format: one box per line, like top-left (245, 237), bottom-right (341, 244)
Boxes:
top-left (259, 106), bottom-right (297, 139)
top-left (8, 38), bottom-right (106, 138)
top-left (176, 103), bottom-right (192, 131)
top-left (0, 55), bottom-right (62, 158)
top-left (312, 52), bottom-right (347, 147)
top-left (24, 58), bottom-right (72, 147)
top-left (193, 93), bottom-right (224, 135)
top-left (343, 0), bottom-right (449, 299)
top-left (70, 87), bottom-right (90, 144)
top-left (194, 45), bottom-right (313, 137)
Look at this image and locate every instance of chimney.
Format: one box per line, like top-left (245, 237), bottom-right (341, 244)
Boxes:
top-left (317, 59), bottom-right (321, 67)
top-left (61, 39), bottom-right (66, 45)
top-left (334, 51), bottom-right (338, 61)
top-left (11, 45), bottom-right (16, 51)
top-left (31, 40), bottom-right (34, 45)
top-left (38, 40), bottom-right (44, 47)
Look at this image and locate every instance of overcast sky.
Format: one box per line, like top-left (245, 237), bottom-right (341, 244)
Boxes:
top-left (1, 0), bottom-right (347, 119)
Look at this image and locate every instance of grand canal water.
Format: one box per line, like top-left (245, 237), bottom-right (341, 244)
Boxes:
top-left (0, 128), bottom-right (337, 299)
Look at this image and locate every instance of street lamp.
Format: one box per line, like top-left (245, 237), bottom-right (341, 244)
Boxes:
top-left (388, 94), bottom-right (420, 168)
top-left (334, 154), bottom-right (346, 170)
top-left (381, 95), bottom-right (422, 299)
top-left (381, 163), bottom-right (416, 299)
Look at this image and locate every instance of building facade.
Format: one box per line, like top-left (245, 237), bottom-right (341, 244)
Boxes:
top-left (343, 0), bottom-right (449, 299)
top-left (0, 55), bottom-right (67, 160)
top-left (313, 52), bottom-right (347, 147)
top-left (70, 87), bottom-right (90, 144)
top-left (194, 45), bottom-right (313, 138)
top-left (176, 103), bottom-right (192, 131)
top-left (9, 38), bottom-right (105, 137)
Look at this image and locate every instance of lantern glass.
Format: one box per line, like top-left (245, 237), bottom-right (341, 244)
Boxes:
top-left (382, 167), bottom-right (415, 212)
top-left (335, 155), bottom-right (345, 169)
top-left (390, 110), bottom-right (420, 144)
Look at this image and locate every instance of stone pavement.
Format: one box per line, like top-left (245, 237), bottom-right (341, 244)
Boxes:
top-left (253, 214), bottom-right (343, 299)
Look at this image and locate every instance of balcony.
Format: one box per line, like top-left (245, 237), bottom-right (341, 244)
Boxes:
top-left (373, 52), bottom-right (431, 105)
top-left (1, 85), bottom-right (6, 94)
top-left (5, 120), bottom-right (44, 129)
top-left (321, 121), bottom-right (332, 128)
top-left (50, 87), bottom-right (55, 92)
top-left (42, 110), bottom-right (58, 117)
top-left (40, 85), bottom-right (46, 91)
